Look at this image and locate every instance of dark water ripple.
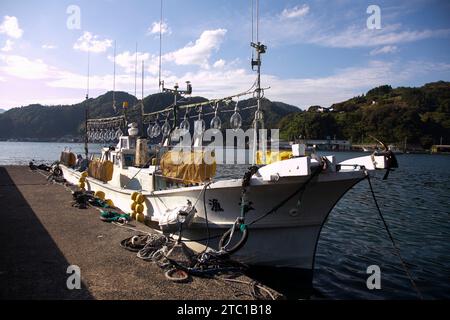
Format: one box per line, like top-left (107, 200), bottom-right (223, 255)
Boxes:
top-left (314, 153), bottom-right (450, 299)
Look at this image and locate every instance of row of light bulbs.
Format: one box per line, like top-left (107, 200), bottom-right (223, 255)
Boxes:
top-left (147, 107), bottom-right (245, 138)
top-left (88, 128), bottom-right (123, 142)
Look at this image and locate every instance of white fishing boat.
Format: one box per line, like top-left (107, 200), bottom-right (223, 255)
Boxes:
top-left (58, 1), bottom-right (399, 283)
top-left (60, 140), bottom-right (397, 275)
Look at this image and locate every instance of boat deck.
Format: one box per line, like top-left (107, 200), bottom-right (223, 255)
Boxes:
top-left (0, 165), bottom-right (280, 300)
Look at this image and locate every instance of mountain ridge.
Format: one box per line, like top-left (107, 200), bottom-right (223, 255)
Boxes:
top-left (278, 81), bottom-right (450, 148)
top-left (0, 91), bottom-right (300, 141)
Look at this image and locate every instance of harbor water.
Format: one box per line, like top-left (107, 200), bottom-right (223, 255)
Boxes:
top-left (0, 141), bottom-right (449, 299)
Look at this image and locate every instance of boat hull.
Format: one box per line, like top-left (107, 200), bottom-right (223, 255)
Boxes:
top-left (60, 165), bottom-right (363, 271)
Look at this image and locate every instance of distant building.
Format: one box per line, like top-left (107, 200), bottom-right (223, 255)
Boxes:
top-left (431, 145), bottom-right (450, 154)
top-left (307, 106), bottom-right (333, 113)
top-left (302, 138), bottom-right (352, 151)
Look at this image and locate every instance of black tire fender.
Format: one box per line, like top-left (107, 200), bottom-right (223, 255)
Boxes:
top-left (219, 225), bottom-right (249, 255)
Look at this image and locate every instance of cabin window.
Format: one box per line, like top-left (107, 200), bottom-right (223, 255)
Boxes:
top-left (123, 154), bottom-right (135, 167)
top-left (129, 138), bottom-right (136, 149)
top-left (120, 137), bottom-right (129, 149)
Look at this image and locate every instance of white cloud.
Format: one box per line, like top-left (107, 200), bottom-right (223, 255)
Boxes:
top-left (213, 59), bottom-right (226, 69)
top-left (311, 24), bottom-right (450, 48)
top-left (163, 29), bottom-right (227, 68)
top-left (2, 41), bottom-right (450, 109)
top-left (0, 54), bottom-right (61, 80)
top-left (148, 21), bottom-right (171, 35)
top-left (47, 73), bottom-right (132, 91)
top-left (281, 5), bottom-right (310, 19)
top-left (3, 97), bottom-right (83, 108)
top-left (0, 16), bottom-right (23, 39)
top-left (1, 39), bottom-right (13, 52)
top-left (73, 31), bottom-right (112, 53)
top-left (42, 44), bottom-right (57, 50)
top-left (370, 45), bottom-right (398, 56)
top-left (262, 9), bottom-right (450, 49)
top-left (108, 51), bottom-right (151, 73)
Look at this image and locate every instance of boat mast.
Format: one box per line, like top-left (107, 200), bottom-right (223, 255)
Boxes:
top-left (158, 0), bottom-right (163, 91)
top-left (112, 41), bottom-right (116, 111)
top-left (251, 0), bottom-right (266, 164)
top-left (141, 60), bottom-right (145, 135)
top-left (134, 42), bottom-right (138, 97)
top-left (84, 49), bottom-right (90, 159)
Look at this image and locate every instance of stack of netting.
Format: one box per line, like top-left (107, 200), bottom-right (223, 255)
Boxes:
top-left (160, 151), bottom-right (216, 184)
top-left (88, 159), bottom-right (114, 182)
top-left (60, 151), bottom-right (76, 167)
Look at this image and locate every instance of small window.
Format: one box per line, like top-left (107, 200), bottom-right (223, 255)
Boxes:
top-left (123, 154), bottom-right (135, 167)
top-left (120, 137), bottom-right (129, 149)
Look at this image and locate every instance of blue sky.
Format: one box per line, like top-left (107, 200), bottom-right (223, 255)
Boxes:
top-left (0, 0), bottom-right (450, 109)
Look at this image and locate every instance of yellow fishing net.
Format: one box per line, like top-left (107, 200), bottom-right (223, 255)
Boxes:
top-left (160, 151), bottom-right (216, 184)
top-left (88, 160), bottom-right (114, 182)
top-left (256, 150), bottom-right (293, 165)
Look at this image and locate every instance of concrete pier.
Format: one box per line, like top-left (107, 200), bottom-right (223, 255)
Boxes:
top-left (0, 166), bottom-right (280, 300)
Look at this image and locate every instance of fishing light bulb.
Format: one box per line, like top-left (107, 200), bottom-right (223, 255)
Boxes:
top-left (147, 124), bottom-right (153, 138)
top-left (194, 113), bottom-right (205, 135)
top-left (107, 129), bottom-right (113, 142)
top-left (180, 114), bottom-right (190, 132)
top-left (162, 120), bottom-right (171, 136)
top-left (210, 113), bottom-right (222, 130)
top-left (230, 112), bottom-right (242, 130)
top-left (110, 129), bottom-right (116, 141)
top-left (115, 128), bottom-right (123, 139)
top-left (255, 110), bottom-right (264, 121)
top-left (152, 122), bottom-right (161, 138)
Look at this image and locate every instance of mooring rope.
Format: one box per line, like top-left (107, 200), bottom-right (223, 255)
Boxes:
top-left (366, 171), bottom-right (423, 300)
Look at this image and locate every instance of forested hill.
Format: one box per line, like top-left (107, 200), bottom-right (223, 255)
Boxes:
top-left (0, 91), bottom-right (299, 141)
top-left (278, 81), bottom-right (450, 148)
top-left (1, 81), bottom-right (448, 147)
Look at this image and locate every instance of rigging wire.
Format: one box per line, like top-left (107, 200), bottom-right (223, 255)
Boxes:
top-left (84, 49), bottom-right (90, 158)
top-left (141, 60), bottom-right (145, 101)
top-left (113, 41), bottom-right (116, 111)
top-left (256, 0), bottom-right (259, 43)
top-left (158, 0), bottom-right (163, 92)
top-left (134, 42), bottom-right (138, 97)
top-left (366, 172), bottom-right (423, 300)
top-left (251, 0), bottom-right (254, 60)
top-left (86, 49), bottom-right (90, 99)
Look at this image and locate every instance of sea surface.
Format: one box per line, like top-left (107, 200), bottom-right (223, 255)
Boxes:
top-left (0, 141), bottom-right (449, 299)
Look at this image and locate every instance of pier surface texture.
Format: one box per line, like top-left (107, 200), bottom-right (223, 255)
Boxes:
top-left (0, 166), bottom-right (262, 300)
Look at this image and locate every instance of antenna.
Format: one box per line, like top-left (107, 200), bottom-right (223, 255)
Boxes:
top-left (250, 0), bottom-right (266, 165)
top-left (86, 49), bottom-right (90, 100)
top-left (84, 49), bottom-right (90, 159)
top-left (256, 0), bottom-right (259, 42)
top-left (158, 0), bottom-right (163, 92)
top-left (141, 60), bottom-right (145, 101)
top-left (141, 60), bottom-right (145, 135)
top-left (251, 0), bottom-right (254, 43)
top-left (113, 41), bottom-right (116, 111)
top-left (134, 42), bottom-right (138, 97)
